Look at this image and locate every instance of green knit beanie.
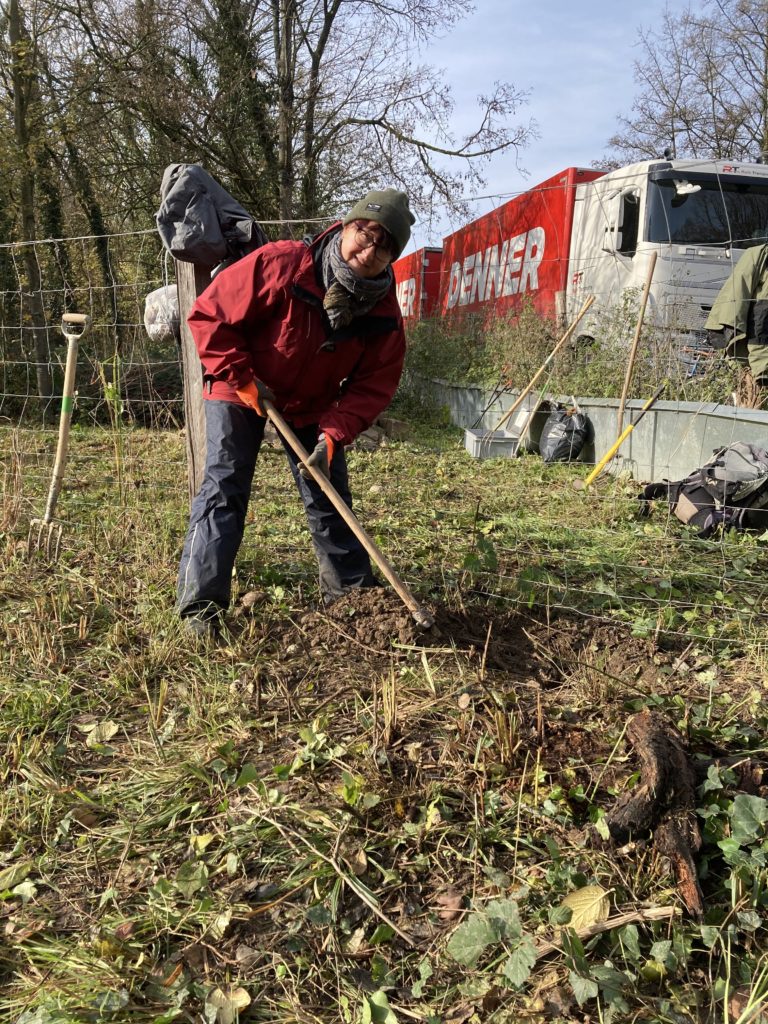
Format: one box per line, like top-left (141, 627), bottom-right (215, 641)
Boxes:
top-left (343, 189), bottom-right (415, 259)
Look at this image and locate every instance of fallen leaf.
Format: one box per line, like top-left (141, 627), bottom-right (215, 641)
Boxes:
top-left (543, 985), bottom-right (575, 1017)
top-left (85, 720), bottom-right (119, 748)
top-left (728, 985), bottom-right (765, 1022)
top-left (71, 806), bottom-right (99, 827)
top-left (0, 862), bottom-right (33, 891)
top-left (189, 833), bottom-right (215, 854)
top-left (560, 885), bottom-right (611, 931)
top-left (444, 1004), bottom-right (475, 1024)
top-left (13, 879), bottom-right (37, 901)
top-left (235, 944), bottom-right (259, 966)
top-left (346, 926), bottom-right (367, 954)
top-left (5, 918), bottom-right (44, 942)
top-left (207, 909), bottom-right (232, 941)
top-left (206, 985), bottom-right (251, 1024)
top-left (435, 889), bottom-right (463, 921)
top-left (345, 848), bottom-right (368, 877)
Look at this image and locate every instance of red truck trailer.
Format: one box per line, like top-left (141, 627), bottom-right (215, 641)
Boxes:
top-left (439, 167), bottom-right (604, 320)
top-left (392, 247), bottom-right (443, 322)
top-left (393, 159), bottom-right (768, 342)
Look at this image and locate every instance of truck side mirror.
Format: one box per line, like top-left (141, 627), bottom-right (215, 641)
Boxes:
top-left (602, 191), bottom-right (639, 257)
top-left (600, 192), bottom-right (622, 253)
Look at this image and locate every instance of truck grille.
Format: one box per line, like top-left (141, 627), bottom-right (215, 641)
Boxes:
top-left (663, 300), bottom-right (710, 331)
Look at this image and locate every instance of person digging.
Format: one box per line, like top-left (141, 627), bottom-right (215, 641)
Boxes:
top-left (176, 189), bottom-right (415, 641)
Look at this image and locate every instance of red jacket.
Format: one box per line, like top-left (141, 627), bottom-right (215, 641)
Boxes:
top-left (187, 224), bottom-right (406, 446)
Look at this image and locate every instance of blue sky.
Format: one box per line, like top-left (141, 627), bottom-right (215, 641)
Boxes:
top-left (409, 0), bottom-right (690, 249)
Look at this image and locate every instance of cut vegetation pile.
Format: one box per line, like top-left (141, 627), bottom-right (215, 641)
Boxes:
top-left (1, 423), bottom-right (767, 1023)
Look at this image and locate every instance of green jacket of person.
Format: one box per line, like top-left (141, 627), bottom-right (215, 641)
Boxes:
top-left (705, 243), bottom-right (768, 381)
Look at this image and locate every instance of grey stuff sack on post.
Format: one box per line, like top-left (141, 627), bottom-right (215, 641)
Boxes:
top-left (156, 163), bottom-right (268, 269)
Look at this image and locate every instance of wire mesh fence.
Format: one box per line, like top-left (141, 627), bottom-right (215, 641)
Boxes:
top-left (0, 230), bottom-right (190, 550)
top-left (1, 229), bottom-right (182, 427)
top-left (1, 228), bottom-right (767, 653)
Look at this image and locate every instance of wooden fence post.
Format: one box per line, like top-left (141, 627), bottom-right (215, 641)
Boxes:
top-left (175, 260), bottom-right (213, 503)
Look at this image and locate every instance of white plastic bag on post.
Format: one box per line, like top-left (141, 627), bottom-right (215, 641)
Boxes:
top-left (144, 284), bottom-right (180, 344)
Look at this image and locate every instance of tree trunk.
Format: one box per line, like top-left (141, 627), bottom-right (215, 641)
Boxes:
top-left (9, 0), bottom-right (52, 401)
top-left (300, 1), bottom-right (340, 220)
top-left (274, 0), bottom-right (295, 236)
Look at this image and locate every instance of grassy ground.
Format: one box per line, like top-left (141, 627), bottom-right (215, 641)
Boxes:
top-left (1, 419), bottom-right (768, 1023)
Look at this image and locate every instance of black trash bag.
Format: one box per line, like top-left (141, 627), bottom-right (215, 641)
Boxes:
top-left (540, 406), bottom-right (589, 463)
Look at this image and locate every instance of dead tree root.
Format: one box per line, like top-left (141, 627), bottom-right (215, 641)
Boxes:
top-left (604, 708), bottom-right (704, 919)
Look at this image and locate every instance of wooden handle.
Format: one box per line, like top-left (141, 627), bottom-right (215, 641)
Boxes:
top-left (263, 402), bottom-right (434, 628)
top-left (492, 295), bottom-right (595, 433)
top-left (617, 252), bottom-right (657, 434)
top-left (42, 333), bottom-right (80, 522)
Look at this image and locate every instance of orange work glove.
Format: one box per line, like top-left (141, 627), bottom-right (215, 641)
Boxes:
top-left (235, 379), bottom-right (276, 417)
top-left (299, 433), bottom-right (336, 480)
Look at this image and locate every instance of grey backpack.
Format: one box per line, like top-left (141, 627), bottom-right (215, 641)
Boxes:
top-left (640, 441), bottom-right (768, 537)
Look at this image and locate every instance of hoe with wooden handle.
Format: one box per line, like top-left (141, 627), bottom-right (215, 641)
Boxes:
top-left (263, 400), bottom-right (435, 629)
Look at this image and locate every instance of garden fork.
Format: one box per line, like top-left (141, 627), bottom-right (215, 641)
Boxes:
top-left (28, 312), bottom-right (90, 558)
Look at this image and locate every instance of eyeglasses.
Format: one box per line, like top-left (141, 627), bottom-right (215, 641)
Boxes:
top-left (350, 222), bottom-right (393, 258)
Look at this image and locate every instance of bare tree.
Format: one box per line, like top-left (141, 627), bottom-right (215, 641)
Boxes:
top-left (2, 0), bottom-right (53, 397)
top-left (268, 0), bottom-right (534, 231)
top-left (9, 0), bottom-right (534, 232)
top-left (605, 0), bottom-right (768, 165)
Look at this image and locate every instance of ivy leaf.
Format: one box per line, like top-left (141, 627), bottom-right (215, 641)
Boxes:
top-left (569, 971), bottom-right (599, 1006)
top-left (235, 764), bottom-right (259, 787)
top-left (618, 923), bottom-right (641, 962)
top-left (370, 924), bottom-right (395, 946)
top-left (361, 989), bottom-right (398, 1023)
top-left (730, 795), bottom-right (768, 844)
top-left (411, 958), bottom-right (433, 998)
top-left (649, 939), bottom-right (674, 967)
top-left (736, 910), bottom-right (762, 932)
top-left (174, 861), bottom-right (208, 898)
top-left (446, 912), bottom-right (496, 966)
top-left (486, 897), bottom-right (522, 941)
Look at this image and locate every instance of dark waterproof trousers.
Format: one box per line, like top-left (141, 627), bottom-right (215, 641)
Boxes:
top-left (176, 399), bottom-right (377, 616)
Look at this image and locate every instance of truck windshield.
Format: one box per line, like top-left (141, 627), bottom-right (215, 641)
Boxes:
top-left (646, 176), bottom-right (768, 247)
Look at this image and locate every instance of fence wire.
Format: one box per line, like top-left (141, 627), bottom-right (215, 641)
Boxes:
top-left (1, 229), bottom-right (767, 652)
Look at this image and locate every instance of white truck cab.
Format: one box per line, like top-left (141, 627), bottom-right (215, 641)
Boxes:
top-left (567, 159), bottom-right (768, 340)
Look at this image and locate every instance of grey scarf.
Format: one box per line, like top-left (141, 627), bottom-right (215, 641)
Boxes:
top-left (321, 231), bottom-right (393, 330)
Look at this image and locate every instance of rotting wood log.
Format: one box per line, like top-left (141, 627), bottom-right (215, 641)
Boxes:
top-left (605, 709), bottom-right (704, 919)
